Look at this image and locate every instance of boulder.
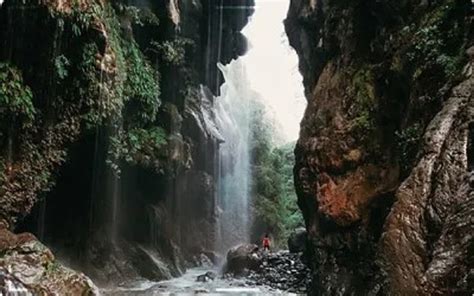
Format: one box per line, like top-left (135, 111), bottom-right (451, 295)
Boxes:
top-left (196, 271), bottom-right (217, 282)
top-left (287, 228), bottom-right (307, 253)
top-left (0, 269), bottom-right (31, 295)
top-left (0, 227), bottom-right (98, 295)
top-left (224, 244), bottom-right (261, 275)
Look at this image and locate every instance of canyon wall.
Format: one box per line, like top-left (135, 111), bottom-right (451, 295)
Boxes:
top-left (0, 0), bottom-right (253, 289)
top-left (286, 0), bottom-right (473, 294)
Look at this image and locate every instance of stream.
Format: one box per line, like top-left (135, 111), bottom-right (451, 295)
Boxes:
top-left (102, 267), bottom-right (298, 295)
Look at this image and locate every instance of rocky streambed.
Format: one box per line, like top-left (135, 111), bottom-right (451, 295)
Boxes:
top-left (244, 251), bottom-right (311, 294)
top-left (223, 244), bottom-right (311, 294)
top-left (102, 267), bottom-right (280, 295)
top-left (102, 244), bottom-right (311, 295)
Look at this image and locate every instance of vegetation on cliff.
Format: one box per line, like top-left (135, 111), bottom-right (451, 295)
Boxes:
top-left (0, 0), bottom-right (171, 224)
top-left (1, 0), bottom-right (258, 290)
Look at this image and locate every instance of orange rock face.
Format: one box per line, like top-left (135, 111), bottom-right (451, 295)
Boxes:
top-left (317, 173), bottom-right (359, 226)
top-left (316, 164), bottom-right (399, 227)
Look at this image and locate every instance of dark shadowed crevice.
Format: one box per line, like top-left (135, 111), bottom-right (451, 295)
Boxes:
top-left (468, 122), bottom-right (474, 171)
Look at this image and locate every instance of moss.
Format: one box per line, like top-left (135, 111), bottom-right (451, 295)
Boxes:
top-left (115, 4), bottom-right (159, 26)
top-left (46, 261), bottom-right (61, 273)
top-left (122, 39), bottom-right (160, 125)
top-left (0, 0), bottom-right (166, 222)
top-left (108, 127), bottom-right (167, 173)
top-left (46, 0), bottom-right (103, 39)
top-left (53, 55), bottom-right (71, 80)
top-left (78, 5), bottom-right (127, 127)
top-left (406, 1), bottom-right (467, 81)
top-left (151, 37), bottom-right (195, 66)
top-left (350, 67), bottom-right (377, 135)
top-left (68, 3), bottom-right (161, 125)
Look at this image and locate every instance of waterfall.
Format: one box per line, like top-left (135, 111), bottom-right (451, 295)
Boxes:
top-left (214, 60), bottom-right (254, 252)
top-left (213, 0), bottom-right (305, 253)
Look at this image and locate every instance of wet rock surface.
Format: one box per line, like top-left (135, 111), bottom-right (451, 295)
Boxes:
top-left (381, 70), bottom-right (474, 294)
top-left (223, 248), bottom-right (311, 294)
top-left (0, 0), bottom-right (254, 288)
top-left (245, 251), bottom-right (311, 294)
top-left (102, 267), bottom-right (286, 295)
top-left (196, 271), bottom-right (217, 283)
top-left (287, 227), bottom-right (307, 253)
top-left (286, 0), bottom-right (473, 294)
top-left (224, 244), bottom-right (261, 275)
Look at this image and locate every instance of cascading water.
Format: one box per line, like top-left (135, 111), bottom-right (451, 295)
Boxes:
top-left (213, 1), bottom-right (305, 255)
top-left (215, 60), bottom-right (254, 252)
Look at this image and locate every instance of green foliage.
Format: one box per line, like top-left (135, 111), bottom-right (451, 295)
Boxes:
top-left (108, 127), bottom-right (167, 173)
top-left (0, 63), bottom-right (35, 123)
top-left (250, 100), bottom-right (303, 248)
top-left (396, 123), bottom-right (423, 176)
top-left (115, 4), bottom-right (159, 26)
top-left (0, 1), bottom-right (167, 223)
top-left (53, 55), bottom-right (71, 80)
top-left (253, 143), bottom-right (304, 248)
top-left (151, 38), bottom-right (195, 66)
top-left (65, 3), bottom-right (164, 172)
top-left (77, 41), bottom-right (125, 127)
top-left (350, 67), bottom-right (376, 135)
top-left (406, 1), bottom-right (466, 80)
top-left (122, 40), bottom-right (160, 124)
top-left (70, 2), bottom-right (126, 127)
top-left (49, 2), bottom-right (103, 36)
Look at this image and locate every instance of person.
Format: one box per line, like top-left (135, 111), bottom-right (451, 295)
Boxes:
top-left (262, 233), bottom-right (271, 251)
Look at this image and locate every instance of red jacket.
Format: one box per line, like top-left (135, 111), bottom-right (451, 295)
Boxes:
top-left (263, 237), bottom-right (270, 247)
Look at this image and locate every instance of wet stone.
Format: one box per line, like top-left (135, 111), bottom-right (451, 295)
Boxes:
top-left (225, 250), bottom-right (311, 294)
top-left (196, 271), bottom-right (217, 282)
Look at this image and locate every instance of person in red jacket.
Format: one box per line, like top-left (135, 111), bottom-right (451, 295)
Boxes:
top-left (262, 233), bottom-right (271, 251)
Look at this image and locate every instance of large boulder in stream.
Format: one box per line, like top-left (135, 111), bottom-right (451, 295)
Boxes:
top-left (288, 227), bottom-right (307, 253)
top-left (224, 244), bottom-right (261, 275)
top-left (0, 226), bottom-right (98, 295)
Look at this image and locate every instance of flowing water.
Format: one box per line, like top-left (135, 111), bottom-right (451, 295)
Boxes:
top-left (213, 0), bottom-right (305, 252)
top-left (102, 267), bottom-right (296, 295)
top-left (214, 60), bottom-right (255, 252)
top-left (101, 2), bottom-right (306, 293)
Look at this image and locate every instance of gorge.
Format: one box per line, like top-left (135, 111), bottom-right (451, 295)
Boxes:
top-left (0, 0), bottom-right (473, 295)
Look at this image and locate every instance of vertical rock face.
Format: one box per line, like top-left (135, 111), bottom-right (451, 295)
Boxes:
top-left (0, 0), bottom-right (253, 288)
top-left (286, 0), bottom-right (473, 294)
top-left (381, 74), bottom-right (473, 294)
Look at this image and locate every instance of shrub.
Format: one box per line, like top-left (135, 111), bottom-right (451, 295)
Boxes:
top-left (0, 63), bottom-right (35, 123)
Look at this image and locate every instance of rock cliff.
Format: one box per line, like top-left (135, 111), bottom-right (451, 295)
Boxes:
top-left (0, 0), bottom-right (253, 289)
top-left (286, 0), bottom-right (473, 294)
